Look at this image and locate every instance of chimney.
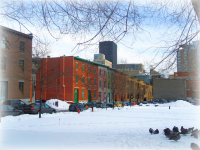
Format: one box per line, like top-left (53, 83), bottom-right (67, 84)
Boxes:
top-left (47, 56), bottom-right (50, 58)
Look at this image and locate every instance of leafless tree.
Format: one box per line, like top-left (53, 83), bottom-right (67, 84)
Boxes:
top-left (1, 0), bottom-right (199, 74)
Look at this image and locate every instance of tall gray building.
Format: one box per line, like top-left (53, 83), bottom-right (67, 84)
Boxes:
top-left (177, 41), bottom-right (199, 74)
top-left (99, 41), bottom-right (117, 68)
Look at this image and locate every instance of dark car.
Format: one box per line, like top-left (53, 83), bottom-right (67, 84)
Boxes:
top-left (69, 103), bottom-right (87, 112)
top-left (35, 100), bottom-right (46, 104)
top-left (22, 103), bottom-right (56, 114)
top-left (85, 102), bottom-right (97, 109)
top-left (2, 99), bottom-right (27, 110)
top-left (96, 102), bottom-right (107, 108)
top-left (106, 103), bottom-right (114, 108)
top-left (1, 105), bottom-right (24, 117)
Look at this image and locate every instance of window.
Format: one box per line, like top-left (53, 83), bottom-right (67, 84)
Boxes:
top-left (99, 69), bottom-right (101, 75)
top-left (75, 74), bottom-right (78, 84)
top-left (19, 59), bottom-right (24, 71)
top-left (1, 56), bottom-right (6, 71)
top-left (20, 41), bottom-right (25, 53)
top-left (88, 77), bottom-right (91, 85)
top-left (82, 64), bottom-right (85, 72)
top-left (76, 62), bottom-right (78, 70)
top-left (104, 70), bottom-right (106, 76)
top-left (1, 36), bottom-right (7, 49)
top-left (94, 89), bottom-right (96, 98)
top-left (94, 67), bottom-right (96, 74)
top-left (99, 80), bottom-right (101, 87)
top-left (19, 81), bottom-right (24, 93)
top-left (82, 88), bottom-right (84, 98)
top-left (82, 76), bottom-right (85, 84)
top-left (104, 81), bottom-right (106, 88)
top-left (89, 66), bottom-right (91, 73)
top-left (94, 78), bottom-right (96, 86)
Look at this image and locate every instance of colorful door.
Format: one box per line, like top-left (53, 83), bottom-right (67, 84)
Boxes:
top-left (74, 88), bottom-right (78, 103)
top-left (88, 90), bottom-right (91, 102)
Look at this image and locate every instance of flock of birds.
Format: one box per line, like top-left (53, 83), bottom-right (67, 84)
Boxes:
top-left (149, 126), bottom-right (200, 150)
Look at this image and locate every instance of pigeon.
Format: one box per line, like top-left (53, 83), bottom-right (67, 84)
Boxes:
top-left (153, 129), bottom-right (159, 134)
top-left (149, 128), bottom-right (154, 134)
top-left (180, 126), bottom-right (189, 134)
top-left (188, 127), bottom-right (194, 133)
top-left (164, 128), bottom-right (181, 141)
top-left (171, 132), bottom-right (181, 141)
top-left (173, 126), bottom-right (179, 132)
top-left (164, 128), bottom-right (172, 138)
top-left (191, 129), bottom-right (199, 139)
top-left (190, 143), bottom-right (200, 150)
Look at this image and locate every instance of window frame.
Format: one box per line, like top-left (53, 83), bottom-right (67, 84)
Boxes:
top-left (1, 56), bottom-right (6, 71)
top-left (19, 81), bottom-right (24, 93)
top-left (19, 59), bottom-right (24, 71)
top-left (20, 41), bottom-right (25, 53)
top-left (76, 62), bottom-right (78, 70)
top-left (75, 74), bottom-right (78, 84)
top-left (1, 36), bottom-right (7, 49)
top-left (82, 88), bottom-right (85, 98)
top-left (82, 64), bottom-right (85, 72)
top-left (82, 76), bottom-right (85, 84)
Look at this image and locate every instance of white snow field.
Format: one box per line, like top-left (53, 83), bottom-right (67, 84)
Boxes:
top-left (1, 100), bottom-right (200, 150)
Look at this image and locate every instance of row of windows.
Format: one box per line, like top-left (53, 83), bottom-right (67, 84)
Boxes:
top-left (75, 62), bottom-right (107, 76)
top-left (82, 88), bottom-right (97, 98)
top-left (75, 75), bottom-right (107, 87)
top-left (1, 36), bottom-right (25, 53)
top-left (1, 57), bottom-right (24, 71)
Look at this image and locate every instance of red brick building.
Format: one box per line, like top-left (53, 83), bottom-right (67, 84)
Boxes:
top-left (35, 56), bottom-right (108, 103)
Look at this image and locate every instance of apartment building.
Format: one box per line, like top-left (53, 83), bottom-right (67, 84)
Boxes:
top-left (177, 41), bottom-right (200, 75)
top-left (94, 53), bottom-right (112, 68)
top-left (0, 26), bottom-right (33, 102)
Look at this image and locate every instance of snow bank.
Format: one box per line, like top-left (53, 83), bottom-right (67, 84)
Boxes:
top-left (161, 100), bottom-right (196, 108)
top-left (45, 99), bottom-right (70, 110)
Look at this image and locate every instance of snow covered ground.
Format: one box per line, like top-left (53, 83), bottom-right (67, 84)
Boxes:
top-left (1, 100), bottom-right (200, 150)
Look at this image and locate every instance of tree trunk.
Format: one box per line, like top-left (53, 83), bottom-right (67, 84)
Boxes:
top-left (39, 85), bottom-right (43, 118)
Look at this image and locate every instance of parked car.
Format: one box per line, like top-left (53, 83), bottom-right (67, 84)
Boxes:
top-left (106, 103), bottom-right (115, 108)
top-left (1, 105), bottom-right (24, 117)
top-left (2, 99), bottom-right (27, 110)
top-left (115, 102), bottom-right (122, 107)
top-left (35, 99), bottom-right (46, 104)
top-left (22, 103), bottom-right (56, 114)
top-left (85, 102), bottom-right (96, 109)
top-left (124, 101), bottom-right (131, 106)
top-left (69, 103), bottom-right (87, 112)
top-left (96, 102), bottom-right (107, 108)
top-left (131, 101), bottom-right (137, 106)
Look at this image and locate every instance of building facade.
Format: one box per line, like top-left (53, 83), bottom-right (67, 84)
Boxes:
top-left (116, 64), bottom-right (144, 76)
top-left (99, 41), bottom-right (117, 68)
top-left (153, 78), bottom-right (187, 100)
top-left (35, 56), bottom-right (152, 103)
top-left (0, 26), bottom-right (33, 103)
top-left (94, 53), bottom-right (112, 68)
top-left (177, 41), bottom-right (200, 74)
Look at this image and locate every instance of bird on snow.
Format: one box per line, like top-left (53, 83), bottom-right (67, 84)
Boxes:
top-left (190, 143), bottom-right (200, 150)
top-left (191, 129), bottom-right (200, 139)
top-left (149, 128), bottom-right (154, 134)
top-left (180, 126), bottom-right (189, 135)
top-left (153, 129), bottom-right (159, 134)
top-left (173, 126), bottom-right (179, 133)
